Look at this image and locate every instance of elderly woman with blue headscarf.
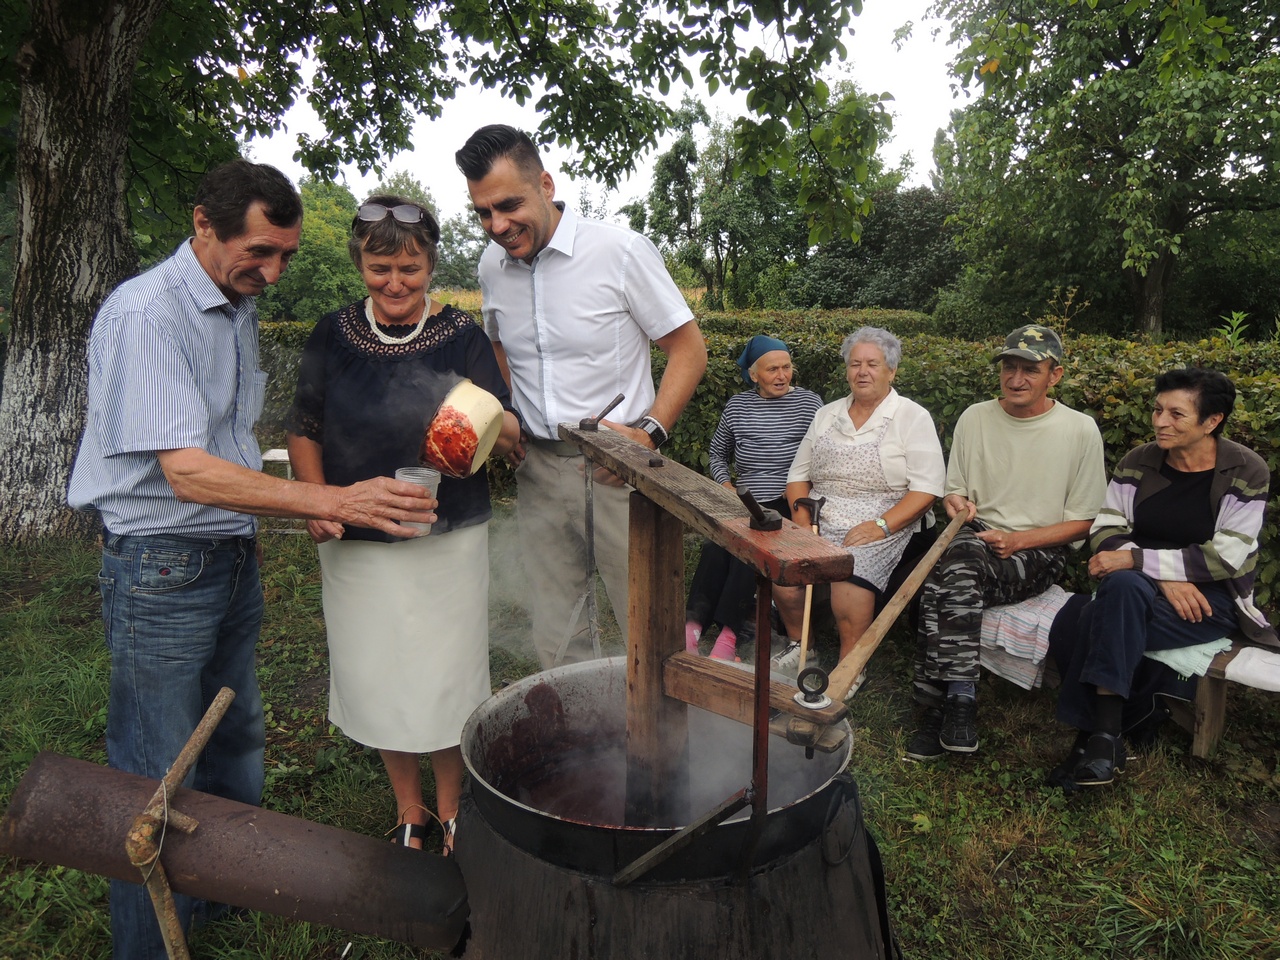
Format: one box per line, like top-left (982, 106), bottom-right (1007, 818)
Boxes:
top-left (780, 327), bottom-right (945, 695)
top-left (685, 336), bottom-right (824, 659)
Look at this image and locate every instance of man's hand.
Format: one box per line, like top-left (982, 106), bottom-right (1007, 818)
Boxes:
top-left (1088, 549), bottom-right (1136, 578)
top-left (975, 528), bottom-right (1023, 559)
top-left (1158, 580), bottom-right (1213, 622)
top-left (334, 477), bottom-right (438, 537)
top-left (598, 418), bottom-right (655, 450)
top-left (943, 493), bottom-right (977, 522)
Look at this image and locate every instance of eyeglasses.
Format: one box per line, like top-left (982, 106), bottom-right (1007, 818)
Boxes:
top-left (355, 203), bottom-right (427, 224)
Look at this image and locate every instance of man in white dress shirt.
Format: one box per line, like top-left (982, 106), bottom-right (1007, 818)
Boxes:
top-left (457, 124), bottom-right (708, 667)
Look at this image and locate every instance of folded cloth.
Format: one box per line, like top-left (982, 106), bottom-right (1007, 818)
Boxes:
top-left (1144, 637), bottom-right (1233, 680)
top-left (1223, 645), bottom-right (1280, 692)
top-left (978, 585), bottom-right (1072, 690)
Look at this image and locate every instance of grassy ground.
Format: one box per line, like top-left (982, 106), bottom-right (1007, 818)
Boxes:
top-left (2, 514), bottom-right (1279, 959)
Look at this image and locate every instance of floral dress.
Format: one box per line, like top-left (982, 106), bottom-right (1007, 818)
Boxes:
top-left (810, 418), bottom-right (920, 591)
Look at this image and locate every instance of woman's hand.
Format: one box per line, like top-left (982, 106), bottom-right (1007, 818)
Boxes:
top-left (1088, 549), bottom-right (1135, 578)
top-left (505, 429), bottom-right (530, 469)
top-left (1158, 581), bottom-right (1213, 622)
top-left (843, 520), bottom-right (886, 547)
top-left (307, 519), bottom-right (344, 544)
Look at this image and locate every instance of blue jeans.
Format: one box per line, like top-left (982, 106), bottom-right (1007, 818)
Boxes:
top-left (99, 531), bottom-right (265, 960)
top-left (1055, 570), bottom-right (1238, 730)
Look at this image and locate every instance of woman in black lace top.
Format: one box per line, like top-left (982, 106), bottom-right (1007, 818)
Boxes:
top-left (286, 195), bottom-right (519, 854)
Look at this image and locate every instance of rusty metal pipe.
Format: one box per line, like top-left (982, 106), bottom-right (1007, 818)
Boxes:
top-left (1, 753), bottom-right (468, 950)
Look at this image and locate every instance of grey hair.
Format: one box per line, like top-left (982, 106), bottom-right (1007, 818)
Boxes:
top-left (840, 326), bottom-right (902, 370)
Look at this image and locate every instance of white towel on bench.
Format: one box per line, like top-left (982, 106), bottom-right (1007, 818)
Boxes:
top-left (1224, 646), bottom-right (1280, 692)
top-left (1144, 637), bottom-right (1233, 680)
top-left (979, 585), bottom-right (1072, 690)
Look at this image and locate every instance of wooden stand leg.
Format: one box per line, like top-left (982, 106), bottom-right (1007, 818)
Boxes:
top-left (625, 492), bottom-right (688, 825)
top-left (1191, 676), bottom-right (1227, 758)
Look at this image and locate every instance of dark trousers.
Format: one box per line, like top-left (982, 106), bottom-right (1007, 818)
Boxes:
top-left (686, 496), bottom-right (790, 635)
top-left (1055, 570), bottom-right (1237, 730)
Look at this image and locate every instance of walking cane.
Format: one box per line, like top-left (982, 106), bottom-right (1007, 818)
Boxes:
top-left (790, 495), bottom-right (826, 675)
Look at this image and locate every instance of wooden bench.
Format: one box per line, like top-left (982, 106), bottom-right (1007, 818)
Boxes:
top-left (1165, 638), bottom-right (1278, 758)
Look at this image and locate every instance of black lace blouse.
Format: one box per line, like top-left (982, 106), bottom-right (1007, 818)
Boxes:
top-left (286, 301), bottom-right (514, 542)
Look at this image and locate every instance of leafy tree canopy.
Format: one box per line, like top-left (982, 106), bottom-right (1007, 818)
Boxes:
top-left (935, 0), bottom-right (1280, 333)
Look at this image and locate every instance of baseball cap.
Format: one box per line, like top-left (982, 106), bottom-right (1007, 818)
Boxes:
top-left (994, 324), bottom-right (1063, 364)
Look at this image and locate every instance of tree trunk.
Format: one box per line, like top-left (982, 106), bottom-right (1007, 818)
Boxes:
top-left (0, 0), bottom-right (165, 543)
top-left (1128, 246), bottom-right (1176, 337)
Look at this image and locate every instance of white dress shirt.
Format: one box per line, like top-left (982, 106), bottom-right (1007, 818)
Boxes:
top-left (479, 204), bottom-right (693, 439)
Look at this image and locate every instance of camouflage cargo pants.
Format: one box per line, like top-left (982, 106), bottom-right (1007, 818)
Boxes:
top-left (913, 521), bottom-right (1067, 705)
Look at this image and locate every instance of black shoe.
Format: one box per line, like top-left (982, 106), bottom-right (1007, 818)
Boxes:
top-left (904, 706), bottom-right (946, 761)
top-left (939, 695), bottom-right (979, 753)
top-left (1073, 732), bottom-right (1126, 787)
top-left (1046, 732), bottom-right (1091, 792)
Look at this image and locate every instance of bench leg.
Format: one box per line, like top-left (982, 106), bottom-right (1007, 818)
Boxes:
top-left (1191, 676), bottom-right (1227, 758)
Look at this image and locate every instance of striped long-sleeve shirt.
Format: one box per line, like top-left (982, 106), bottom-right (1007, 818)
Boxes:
top-left (708, 387), bottom-right (823, 500)
top-left (1090, 439), bottom-right (1277, 644)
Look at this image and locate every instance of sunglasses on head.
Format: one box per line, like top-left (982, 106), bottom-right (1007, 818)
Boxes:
top-left (355, 203), bottom-right (427, 224)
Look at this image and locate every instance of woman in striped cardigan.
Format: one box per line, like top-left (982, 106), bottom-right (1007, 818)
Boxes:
top-left (1053, 367), bottom-right (1275, 788)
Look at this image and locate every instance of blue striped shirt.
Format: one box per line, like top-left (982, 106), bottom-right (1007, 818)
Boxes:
top-left (709, 387), bottom-right (824, 500)
top-left (68, 241), bottom-right (265, 537)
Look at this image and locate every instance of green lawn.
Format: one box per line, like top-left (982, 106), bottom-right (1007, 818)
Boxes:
top-left (3, 514), bottom-right (1278, 959)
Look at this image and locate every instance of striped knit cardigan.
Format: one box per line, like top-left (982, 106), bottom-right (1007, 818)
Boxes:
top-left (1089, 438), bottom-right (1277, 646)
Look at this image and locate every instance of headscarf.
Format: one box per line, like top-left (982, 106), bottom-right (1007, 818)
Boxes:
top-left (736, 335), bottom-right (789, 385)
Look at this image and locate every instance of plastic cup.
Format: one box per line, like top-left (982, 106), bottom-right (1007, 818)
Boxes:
top-left (395, 466), bottom-right (441, 533)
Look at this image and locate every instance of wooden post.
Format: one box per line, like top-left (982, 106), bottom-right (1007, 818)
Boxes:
top-left (625, 492), bottom-right (689, 825)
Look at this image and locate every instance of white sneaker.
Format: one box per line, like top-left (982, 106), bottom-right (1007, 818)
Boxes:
top-left (843, 669), bottom-right (869, 703)
top-left (768, 642), bottom-right (798, 680)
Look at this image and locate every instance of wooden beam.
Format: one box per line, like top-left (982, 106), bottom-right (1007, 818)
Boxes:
top-left (624, 493), bottom-right (689, 825)
top-left (662, 652), bottom-right (847, 727)
top-left (559, 425), bottom-right (851, 587)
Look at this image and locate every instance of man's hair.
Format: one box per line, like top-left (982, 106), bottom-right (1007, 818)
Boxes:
top-left (194, 159), bottom-right (303, 241)
top-left (348, 195), bottom-right (440, 270)
top-left (455, 125), bottom-right (545, 182)
top-left (1154, 367), bottom-right (1236, 437)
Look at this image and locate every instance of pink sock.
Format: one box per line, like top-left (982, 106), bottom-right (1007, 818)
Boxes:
top-left (709, 626), bottom-right (738, 660)
top-left (685, 622), bottom-right (702, 653)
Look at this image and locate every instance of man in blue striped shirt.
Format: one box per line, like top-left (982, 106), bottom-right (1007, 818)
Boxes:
top-left (68, 159), bottom-right (437, 960)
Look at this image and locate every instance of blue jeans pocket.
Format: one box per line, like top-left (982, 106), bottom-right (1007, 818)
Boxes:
top-left (136, 547), bottom-right (205, 593)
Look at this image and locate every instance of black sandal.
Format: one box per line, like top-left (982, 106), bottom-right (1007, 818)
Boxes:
top-left (441, 818), bottom-right (456, 857)
top-left (388, 821), bottom-right (433, 848)
top-left (1072, 732), bottom-right (1127, 787)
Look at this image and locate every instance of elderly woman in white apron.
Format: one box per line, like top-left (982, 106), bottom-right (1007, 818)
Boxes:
top-left (782, 327), bottom-right (945, 699)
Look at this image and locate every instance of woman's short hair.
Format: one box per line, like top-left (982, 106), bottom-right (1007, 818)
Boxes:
top-left (348, 194), bottom-right (441, 270)
top-left (840, 327), bottom-right (902, 370)
top-left (1154, 367), bottom-right (1236, 436)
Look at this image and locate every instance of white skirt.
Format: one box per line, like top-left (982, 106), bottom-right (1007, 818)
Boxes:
top-left (317, 522), bottom-right (491, 753)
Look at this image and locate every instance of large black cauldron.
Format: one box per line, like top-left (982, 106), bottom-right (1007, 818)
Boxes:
top-left (456, 658), bottom-right (899, 959)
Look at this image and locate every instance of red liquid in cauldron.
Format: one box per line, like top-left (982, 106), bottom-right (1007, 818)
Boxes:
top-left (510, 743), bottom-right (628, 825)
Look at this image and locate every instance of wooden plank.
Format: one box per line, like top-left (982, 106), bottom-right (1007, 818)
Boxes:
top-left (662, 652), bottom-right (847, 727)
top-left (559, 425), bottom-right (851, 587)
top-left (624, 493), bottom-right (689, 825)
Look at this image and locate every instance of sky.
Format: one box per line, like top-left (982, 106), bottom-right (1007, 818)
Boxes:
top-left (247, 2), bottom-right (964, 222)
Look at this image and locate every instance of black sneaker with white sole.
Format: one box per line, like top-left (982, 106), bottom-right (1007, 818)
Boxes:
top-left (904, 706), bottom-right (946, 761)
top-left (939, 694), bottom-right (979, 753)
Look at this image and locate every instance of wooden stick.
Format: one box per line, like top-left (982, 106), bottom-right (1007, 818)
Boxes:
top-left (825, 512), bottom-right (968, 700)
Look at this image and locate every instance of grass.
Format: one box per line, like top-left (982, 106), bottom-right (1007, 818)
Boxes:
top-left (3, 514), bottom-right (1279, 958)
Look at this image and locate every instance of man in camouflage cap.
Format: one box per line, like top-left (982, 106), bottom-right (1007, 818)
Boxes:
top-left (905, 324), bottom-right (1106, 760)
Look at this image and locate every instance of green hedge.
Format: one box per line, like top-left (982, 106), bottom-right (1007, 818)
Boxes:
top-left (259, 319), bottom-right (1280, 610)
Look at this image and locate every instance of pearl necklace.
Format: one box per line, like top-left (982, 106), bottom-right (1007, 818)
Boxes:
top-left (365, 298), bottom-right (430, 345)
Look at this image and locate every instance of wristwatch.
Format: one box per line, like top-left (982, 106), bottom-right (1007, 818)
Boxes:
top-left (637, 414), bottom-right (669, 449)
top-left (874, 517), bottom-right (891, 536)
